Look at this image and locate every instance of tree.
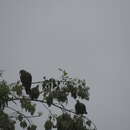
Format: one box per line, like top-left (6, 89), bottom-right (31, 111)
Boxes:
top-left (0, 69), bottom-right (97, 130)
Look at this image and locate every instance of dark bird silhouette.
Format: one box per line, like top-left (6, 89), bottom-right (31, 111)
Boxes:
top-left (19, 69), bottom-right (32, 95)
top-left (30, 85), bottom-right (40, 100)
top-left (75, 100), bottom-right (87, 115)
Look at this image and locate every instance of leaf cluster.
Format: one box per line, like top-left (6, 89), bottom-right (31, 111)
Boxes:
top-left (42, 71), bottom-right (89, 107)
top-left (53, 113), bottom-right (90, 130)
top-left (0, 81), bottom-right (9, 110)
top-left (0, 111), bottom-right (15, 130)
top-left (20, 97), bottom-right (36, 115)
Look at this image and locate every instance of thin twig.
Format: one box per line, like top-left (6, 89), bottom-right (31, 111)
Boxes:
top-left (41, 103), bottom-right (53, 117)
top-left (9, 115), bottom-right (40, 119)
top-left (32, 81), bottom-right (44, 84)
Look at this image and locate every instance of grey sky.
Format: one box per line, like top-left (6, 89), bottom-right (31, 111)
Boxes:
top-left (0, 0), bottom-right (130, 130)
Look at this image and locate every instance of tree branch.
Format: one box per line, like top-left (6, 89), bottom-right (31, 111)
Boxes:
top-left (8, 97), bottom-right (97, 130)
top-left (9, 115), bottom-right (41, 119)
top-left (6, 106), bottom-right (32, 125)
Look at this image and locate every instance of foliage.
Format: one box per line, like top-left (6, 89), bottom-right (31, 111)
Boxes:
top-left (0, 69), bottom-right (97, 130)
top-left (0, 111), bottom-right (15, 130)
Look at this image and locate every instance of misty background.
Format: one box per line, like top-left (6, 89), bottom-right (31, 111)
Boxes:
top-left (0, 0), bottom-right (130, 130)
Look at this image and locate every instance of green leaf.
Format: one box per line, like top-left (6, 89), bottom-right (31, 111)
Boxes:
top-left (44, 120), bottom-right (53, 130)
top-left (20, 120), bottom-right (27, 128)
top-left (27, 124), bottom-right (37, 130)
top-left (17, 115), bottom-right (23, 121)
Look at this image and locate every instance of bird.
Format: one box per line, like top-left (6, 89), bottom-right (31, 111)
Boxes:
top-left (30, 85), bottom-right (40, 100)
top-left (19, 69), bottom-right (32, 95)
top-left (75, 100), bottom-right (87, 115)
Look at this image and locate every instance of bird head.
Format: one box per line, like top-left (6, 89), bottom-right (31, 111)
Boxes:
top-left (76, 100), bottom-right (80, 103)
top-left (19, 69), bottom-right (26, 76)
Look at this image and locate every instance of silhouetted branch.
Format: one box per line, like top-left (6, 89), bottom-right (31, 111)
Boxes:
top-left (8, 97), bottom-right (97, 130)
top-left (6, 106), bottom-right (31, 125)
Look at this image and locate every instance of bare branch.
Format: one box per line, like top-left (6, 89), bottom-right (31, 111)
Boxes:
top-left (41, 103), bottom-right (54, 117)
top-left (9, 115), bottom-right (41, 119)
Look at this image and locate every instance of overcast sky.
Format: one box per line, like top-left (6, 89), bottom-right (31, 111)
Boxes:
top-left (0, 0), bottom-right (130, 130)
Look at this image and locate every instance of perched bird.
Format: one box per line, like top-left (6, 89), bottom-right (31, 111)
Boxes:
top-left (30, 85), bottom-right (40, 100)
top-left (75, 100), bottom-right (87, 115)
top-left (19, 70), bottom-right (32, 95)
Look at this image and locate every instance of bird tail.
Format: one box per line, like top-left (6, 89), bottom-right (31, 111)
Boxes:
top-left (25, 88), bottom-right (31, 95)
